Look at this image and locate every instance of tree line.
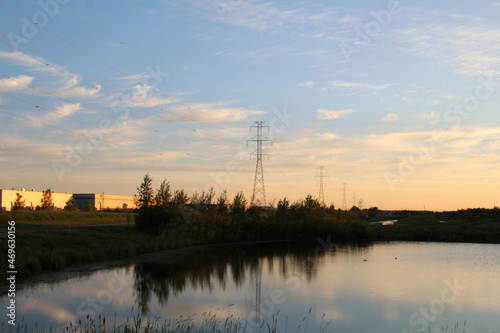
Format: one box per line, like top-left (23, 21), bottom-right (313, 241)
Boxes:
top-left (133, 173), bottom-right (380, 244)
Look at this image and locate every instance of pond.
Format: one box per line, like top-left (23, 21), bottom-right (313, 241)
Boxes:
top-left (3, 241), bottom-right (500, 332)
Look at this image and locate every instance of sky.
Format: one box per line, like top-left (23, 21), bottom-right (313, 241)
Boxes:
top-left (0, 0), bottom-right (499, 211)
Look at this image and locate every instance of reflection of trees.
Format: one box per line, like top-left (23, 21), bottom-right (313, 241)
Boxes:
top-left (133, 242), bottom-right (346, 314)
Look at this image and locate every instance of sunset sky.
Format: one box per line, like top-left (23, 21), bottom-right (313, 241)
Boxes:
top-left (1, 0), bottom-right (499, 211)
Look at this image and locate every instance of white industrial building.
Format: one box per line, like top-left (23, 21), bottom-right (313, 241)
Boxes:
top-left (0, 188), bottom-right (136, 211)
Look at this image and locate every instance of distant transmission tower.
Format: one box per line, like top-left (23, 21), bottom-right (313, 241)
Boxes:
top-left (341, 183), bottom-right (348, 211)
top-left (353, 192), bottom-right (357, 207)
top-left (358, 198), bottom-right (365, 210)
top-left (316, 166), bottom-right (326, 205)
top-left (248, 121), bottom-right (272, 207)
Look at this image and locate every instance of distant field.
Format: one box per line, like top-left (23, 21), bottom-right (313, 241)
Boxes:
top-left (0, 211), bottom-right (135, 226)
top-left (371, 215), bottom-right (500, 243)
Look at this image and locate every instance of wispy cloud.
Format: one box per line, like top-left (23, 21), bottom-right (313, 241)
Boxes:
top-left (0, 51), bottom-right (45, 67)
top-left (49, 75), bottom-right (102, 98)
top-left (0, 75), bottom-right (34, 91)
top-left (331, 81), bottom-right (391, 90)
top-left (26, 102), bottom-right (81, 126)
top-left (382, 113), bottom-right (399, 123)
top-left (392, 14), bottom-right (500, 77)
top-left (113, 84), bottom-right (178, 108)
top-left (159, 101), bottom-right (265, 123)
top-left (0, 51), bottom-right (101, 98)
top-left (316, 108), bottom-right (355, 120)
top-left (297, 81), bottom-right (317, 88)
top-left (414, 110), bottom-right (440, 124)
top-left (115, 72), bottom-right (150, 82)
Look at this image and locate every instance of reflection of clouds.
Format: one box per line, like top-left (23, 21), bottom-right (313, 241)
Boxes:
top-left (311, 242), bottom-right (500, 312)
top-left (23, 298), bottom-right (76, 325)
top-left (382, 305), bottom-right (400, 323)
top-left (315, 305), bottom-right (352, 324)
top-left (13, 267), bottom-right (138, 329)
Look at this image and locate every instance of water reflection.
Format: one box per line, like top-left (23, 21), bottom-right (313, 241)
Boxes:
top-left (132, 242), bottom-right (343, 314)
top-left (2, 241), bottom-right (500, 332)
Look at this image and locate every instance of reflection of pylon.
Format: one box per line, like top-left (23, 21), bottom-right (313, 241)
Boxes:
top-left (341, 183), bottom-right (348, 211)
top-left (248, 121), bottom-right (272, 207)
top-left (317, 166), bottom-right (326, 205)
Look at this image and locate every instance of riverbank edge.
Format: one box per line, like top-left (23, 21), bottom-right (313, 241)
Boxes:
top-left (2, 215), bottom-right (499, 288)
top-left (0, 239), bottom-right (294, 294)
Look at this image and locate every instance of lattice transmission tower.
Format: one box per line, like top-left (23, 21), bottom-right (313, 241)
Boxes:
top-left (316, 166), bottom-right (327, 205)
top-left (358, 198), bottom-right (365, 210)
top-left (248, 121), bottom-right (272, 207)
top-left (341, 182), bottom-right (348, 211)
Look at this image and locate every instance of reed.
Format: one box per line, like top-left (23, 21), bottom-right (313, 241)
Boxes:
top-left (0, 314), bottom-right (470, 333)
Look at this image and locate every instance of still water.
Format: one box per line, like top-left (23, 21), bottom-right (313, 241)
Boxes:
top-left (3, 241), bottom-right (500, 332)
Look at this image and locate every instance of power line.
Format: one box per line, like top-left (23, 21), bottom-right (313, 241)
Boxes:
top-left (0, 92), bottom-right (238, 163)
top-left (0, 14), bottom-right (244, 142)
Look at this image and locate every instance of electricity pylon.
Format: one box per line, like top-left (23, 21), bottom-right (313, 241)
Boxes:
top-left (358, 198), bottom-right (365, 210)
top-left (248, 121), bottom-right (272, 207)
top-left (341, 183), bottom-right (348, 211)
top-left (316, 166), bottom-right (326, 205)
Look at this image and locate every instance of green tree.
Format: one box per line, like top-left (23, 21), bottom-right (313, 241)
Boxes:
top-left (40, 189), bottom-right (54, 210)
top-left (155, 179), bottom-right (171, 207)
top-left (64, 195), bottom-right (78, 211)
top-left (276, 197), bottom-right (289, 221)
top-left (303, 194), bottom-right (321, 211)
top-left (231, 191), bottom-right (247, 222)
top-left (173, 189), bottom-right (189, 206)
top-left (84, 200), bottom-right (94, 211)
top-left (217, 190), bottom-right (228, 215)
top-left (200, 187), bottom-right (215, 206)
top-left (134, 173), bottom-right (154, 210)
top-left (13, 193), bottom-right (25, 211)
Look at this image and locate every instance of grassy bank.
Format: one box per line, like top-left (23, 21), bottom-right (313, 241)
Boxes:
top-left (372, 214), bottom-right (500, 243)
top-left (0, 211), bottom-right (133, 226)
top-left (0, 223), bottom-right (199, 284)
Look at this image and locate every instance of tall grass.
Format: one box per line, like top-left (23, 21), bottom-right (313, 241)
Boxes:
top-left (0, 211), bottom-right (131, 223)
top-left (0, 314), bottom-right (470, 333)
top-left (0, 226), bottom-right (176, 282)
